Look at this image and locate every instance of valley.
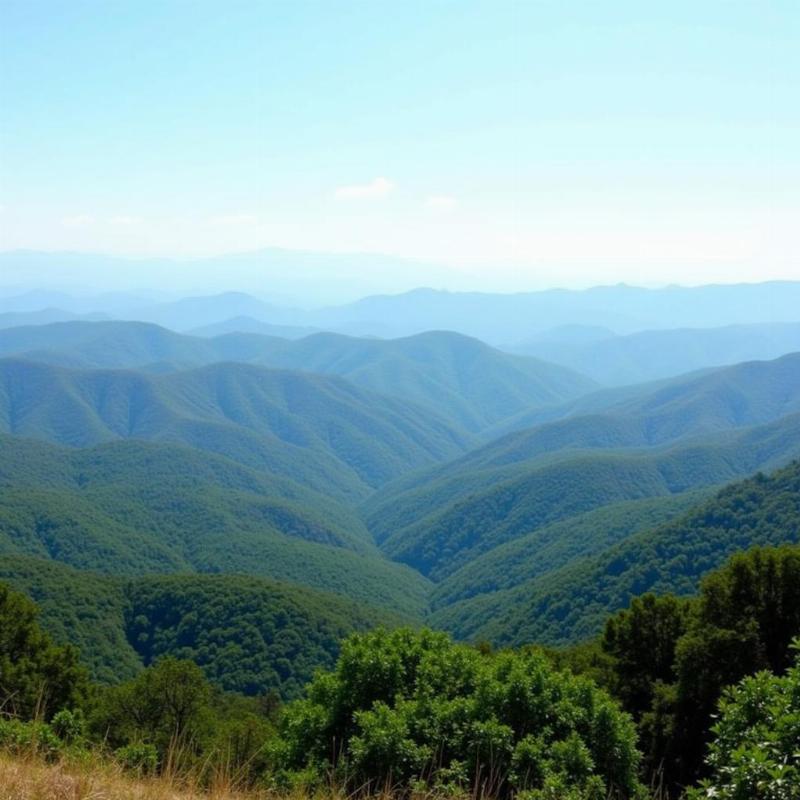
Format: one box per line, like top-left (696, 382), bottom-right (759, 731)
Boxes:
top-left (2, 285), bottom-right (800, 799)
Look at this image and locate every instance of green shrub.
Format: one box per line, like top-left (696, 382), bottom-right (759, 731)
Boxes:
top-left (115, 741), bottom-right (158, 775)
top-left (0, 718), bottom-right (62, 760)
top-left (272, 628), bottom-right (643, 798)
top-left (50, 708), bottom-right (86, 743)
top-left (686, 641), bottom-right (800, 800)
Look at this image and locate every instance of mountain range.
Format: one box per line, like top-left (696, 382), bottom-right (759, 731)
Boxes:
top-left (0, 322), bottom-right (595, 433)
top-left (1, 291), bottom-right (800, 706)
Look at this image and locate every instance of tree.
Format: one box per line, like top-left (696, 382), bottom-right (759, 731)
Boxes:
top-left (602, 593), bottom-right (689, 717)
top-left (0, 582), bottom-right (87, 720)
top-left (601, 593), bottom-right (690, 787)
top-left (92, 657), bottom-right (213, 769)
top-left (674, 545), bottom-right (800, 784)
top-left (686, 641), bottom-right (800, 800)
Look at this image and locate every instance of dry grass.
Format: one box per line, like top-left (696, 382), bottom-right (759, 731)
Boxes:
top-left (0, 753), bottom-right (273, 800)
top-left (0, 753), bottom-right (673, 800)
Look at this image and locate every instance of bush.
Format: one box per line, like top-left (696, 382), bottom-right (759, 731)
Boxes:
top-left (686, 641), bottom-right (800, 800)
top-left (272, 628), bottom-right (644, 798)
top-left (0, 718), bottom-right (63, 760)
top-left (92, 657), bottom-right (213, 768)
top-left (50, 708), bottom-right (86, 743)
top-left (115, 741), bottom-right (158, 776)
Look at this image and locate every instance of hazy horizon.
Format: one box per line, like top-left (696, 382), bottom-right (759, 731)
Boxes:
top-left (1, 246), bottom-right (799, 307)
top-left (2, 1), bottom-right (797, 292)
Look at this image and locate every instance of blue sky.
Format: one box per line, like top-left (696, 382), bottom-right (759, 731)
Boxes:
top-left (0, 0), bottom-right (797, 289)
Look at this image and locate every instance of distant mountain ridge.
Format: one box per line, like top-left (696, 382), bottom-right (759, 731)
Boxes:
top-left (0, 248), bottom-right (461, 307)
top-left (309, 282), bottom-right (800, 342)
top-left (3, 262), bottom-right (800, 342)
top-left (0, 321), bottom-right (596, 432)
top-left (513, 321), bottom-right (800, 385)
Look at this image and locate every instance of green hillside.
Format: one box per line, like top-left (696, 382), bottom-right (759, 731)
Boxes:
top-left (0, 321), bottom-right (595, 432)
top-left (432, 458), bottom-right (800, 647)
top-left (0, 555), bottom-right (406, 697)
top-left (241, 330), bottom-right (596, 432)
top-left (369, 413), bottom-right (800, 580)
top-left (0, 358), bottom-right (470, 500)
top-left (430, 489), bottom-right (713, 610)
top-left (0, 435), bottom-right (431, 616)
top-left (0, 319), bottom-right (224, 368)
top-left (481, 350), bottom-right (800, 453)
top-left (369, 351), bottom-right (800, 533)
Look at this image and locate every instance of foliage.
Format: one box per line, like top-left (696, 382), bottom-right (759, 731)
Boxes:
top-left (92, 658), bottom-right (214, 764)
top-left (595, 545), bottom-right (800, 793)
top-left (0, 581), bottom-right (87, 719)
top-left (272, 627), bottom-right (644, 799)
top-left (0, 561), bottom-right (408, 698)
top-left (672, 545), bottom-right (800, 783)
top-left (602, 594), bottom-right (690, 718)
top-left (92, 658), bottom-right (274, 783)
top-left (686, 642), bottom-right (800, 800)
top-left (115, 741), bottom-right (158, 775)
top-left (124, 573), bottom-right (409, 698)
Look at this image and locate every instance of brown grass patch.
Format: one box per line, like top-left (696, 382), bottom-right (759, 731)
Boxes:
top-left (0, 753), bottom-right (271, 800)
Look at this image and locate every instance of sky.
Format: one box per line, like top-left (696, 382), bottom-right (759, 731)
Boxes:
top-left (0, 0), bottom-right (798, 291)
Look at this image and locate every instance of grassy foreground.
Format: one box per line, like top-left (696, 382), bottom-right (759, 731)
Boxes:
top-left (0, 752), bottom-right (268, 800)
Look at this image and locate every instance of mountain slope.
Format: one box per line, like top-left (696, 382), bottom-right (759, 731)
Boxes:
top-left (0, 322), bottom-right (595, 432)
top-left (368, 412), bottom-right (800, 581)
top-left (0, 359), bottom-right (470, 500)
top-left (370, 352), bottom-right (800, 547)
top-left (0, 434), bottom-right (431, 616)
top-left (431, 458), bottom-right (800, 647)
top-left (429, 488), bottom-right (714, 611)
top-left (0, 555), bottom-right (407, 697)
top-left (239, 330), bottom-right (595, 432)
top-left (491, 350), bottom-right (800, 439)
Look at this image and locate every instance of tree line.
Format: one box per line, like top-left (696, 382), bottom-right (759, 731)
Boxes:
top-left (2, 543), bottom-right (799, 798)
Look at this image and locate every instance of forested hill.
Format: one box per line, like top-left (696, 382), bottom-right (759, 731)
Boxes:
top-left (0, 554), bottom-right (406, 697)
top-left (491, 349), bottom-right (800, 438)
top-left (431, 458), bottom-right (800, 646)
top-left (0, 434), bottom-right (431, 617)
top-left (0, 358), bottom-right (470, 500)
top-left (368, 412), bottom-right (800, 581)
top-left (0, 321), bottom-right (595, 432)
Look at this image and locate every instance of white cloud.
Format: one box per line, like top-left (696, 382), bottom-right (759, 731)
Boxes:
top-left (109, 215), bottom-right (143, 226)
top-left (424, 195), bottom-right (457, 212)
top-left (334, 177), bottom-right (394, 199)
top-left (61, 214), bottom-right (95, 228)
